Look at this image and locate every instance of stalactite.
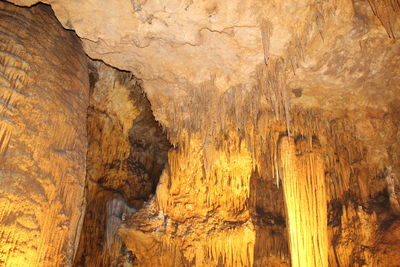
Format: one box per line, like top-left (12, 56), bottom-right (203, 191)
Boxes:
top-left (367, 0), bottom-right (400, 38)
top-left (205, 224), bottom-right (255, 267)
top-left (260, 18), bottom-right (272, 65)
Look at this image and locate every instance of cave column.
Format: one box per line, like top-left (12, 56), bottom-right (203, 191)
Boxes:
top-left (279, 137), bottom-right (328, 267)
top-left (0, 3), bottom-right (89, 266)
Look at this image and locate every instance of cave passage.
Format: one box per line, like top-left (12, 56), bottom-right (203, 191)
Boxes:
top-left (74, 61), bottom-right (171, 267)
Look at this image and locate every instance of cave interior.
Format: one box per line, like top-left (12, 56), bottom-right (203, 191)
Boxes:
top-left (0, 0), bottom-right (400, 266)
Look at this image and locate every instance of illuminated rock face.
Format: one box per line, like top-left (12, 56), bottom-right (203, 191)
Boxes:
top-left (120, 103), bottom-right (400, 266)
top-left (280, 137), bottom-right (328, 267)
top-left (74, 61), bottom-right (170, 267)
top-left (7, 0), bottom-right (400, 114)
top-left (0, 2), bottom-right (89, 266)
top-left (2, 0), bottom-right (400, 266)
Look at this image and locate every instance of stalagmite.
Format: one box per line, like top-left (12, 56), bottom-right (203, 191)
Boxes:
top-left (260, 18), bottom-right (272, 65)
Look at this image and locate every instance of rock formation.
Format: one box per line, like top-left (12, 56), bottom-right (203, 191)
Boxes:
top-left (1, 0), bottom-right (400, 266)
top-left (74, 61), bottom-right (170, 267)
top-left (0, 2), bottom-right (89, 266)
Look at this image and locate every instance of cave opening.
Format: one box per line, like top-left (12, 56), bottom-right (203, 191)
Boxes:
top-left (74, 60), bottom-right (171, 267)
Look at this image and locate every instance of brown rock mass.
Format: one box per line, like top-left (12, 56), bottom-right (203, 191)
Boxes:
top-left (0, 2), bottom-right (89, 266)
top-left (74, 61), bottom-right (170, 267)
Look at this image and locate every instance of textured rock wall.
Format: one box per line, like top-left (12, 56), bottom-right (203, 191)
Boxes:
top-left (0, 2), bottom-right (89, 266)
top-left (74, 61), bottom-right (170, 267)
top-left (118, 89), bottom-right (400, 267)
top-left (6, 0), bottom-right (399, 115)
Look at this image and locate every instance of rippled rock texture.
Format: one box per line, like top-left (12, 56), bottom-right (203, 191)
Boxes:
top-left (0, 2), bottom-right (89, 266)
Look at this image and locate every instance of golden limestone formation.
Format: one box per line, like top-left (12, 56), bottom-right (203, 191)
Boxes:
top-left (121, 100), bottom-right (400, 266)
top-left (74, 61), bottom-right (170, 267)
top-left (120, 132), bottom-right (257, 266)
top-left (0, 3), bottom-right (89, 266)
top-left (367, 0), bottom-right (400, 38)
top-left (279, 137), bottom-right (328, 267)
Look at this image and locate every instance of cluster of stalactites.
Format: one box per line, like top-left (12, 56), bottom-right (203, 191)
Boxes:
top-left (203, 223), bottom-right (255, 267)
top-left (161, 59), bottom-right (292, 185)
top-left (155, 0), bottom-right (341, 209)
top-left (154, 80), bottom-right (371, 265)
top-left (367, 0), bottom-right (400, 38)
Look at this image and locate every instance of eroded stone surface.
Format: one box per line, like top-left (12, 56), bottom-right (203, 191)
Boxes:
top-left (74, 61), bottom-right (170, 267)
top-left (0, 3), bottom-right (89, 266)
top-left (6, 0), bottom-right (400, 116)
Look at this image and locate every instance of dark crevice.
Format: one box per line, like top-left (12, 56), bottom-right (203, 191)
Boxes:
top-left (74, 60), bottom-right (171, 267)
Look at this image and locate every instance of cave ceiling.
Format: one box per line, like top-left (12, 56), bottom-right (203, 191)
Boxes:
top-left (7, 0), bottom-right (400, 121)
